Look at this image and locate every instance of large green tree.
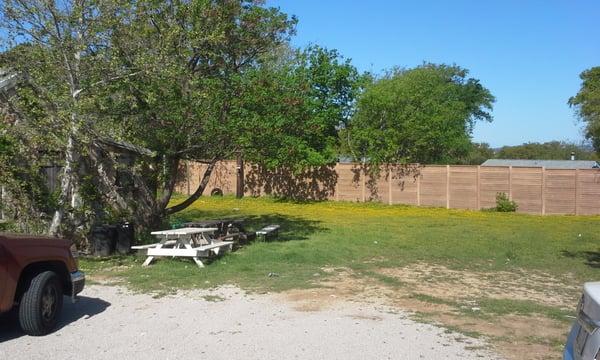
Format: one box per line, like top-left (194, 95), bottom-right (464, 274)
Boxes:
top-left (1, 0), bottom-right (297, 234)
top-left (96, 3), bottom-right (362, 221)
top-left (90, 0), bottom-right (298, 224)
top-left (569, 66), bottom-right (600, 154)
top-left (1, 0), bottom-right (364, 236)
top-left (347, 63), bottom-right (494, 166)
top-left (238, 45), bottom-right (365, 171)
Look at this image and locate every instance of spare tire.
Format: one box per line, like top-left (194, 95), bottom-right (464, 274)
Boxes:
top-left (210, 188), bottom-right (224, 196)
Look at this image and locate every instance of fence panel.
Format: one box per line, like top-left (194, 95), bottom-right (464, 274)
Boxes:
top-left (419, 166), bottom-right (447, 208)
top-left (335, 164), bottom-right (362, 202)
top-left (578, 170), bottom-right (600, 215)
top-left (479, 167), bottom-right (509, 209)
top-left (390, 172), bottom-right (419, 205)
top-left (511, 167), bottom-right (543, 214)
top-left (545, 169), bottom-right (576, 215)
top-left (449, 166), bottom-right (478, 209)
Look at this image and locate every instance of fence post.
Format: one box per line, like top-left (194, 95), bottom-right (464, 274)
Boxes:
top-left (417, 169), bottom-right (421, 206)
top-left (446, 165), bottom-right (450, 209)
top-left (388, 168), bottom-right (392, 205)
top-left (541, 167), bottom-right (546, 215)
top-left (508, 166), bottom-right (513, 201)
top-left (476, 165), bottom-right (481, 210)
top-left (335, 166), bottom-right (339, 202)
top-left (575, 169), bottom-right (579, 215)
top-left (361, 167), bottom-right (366, 202)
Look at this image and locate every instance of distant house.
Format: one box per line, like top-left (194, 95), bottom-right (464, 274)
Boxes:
top-left (481, 159), bottom-right (600, 169)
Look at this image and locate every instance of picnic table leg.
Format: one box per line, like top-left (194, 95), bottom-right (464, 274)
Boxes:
top-left (209, 242), bottom-right (233, 256)
top-left (143, 242), bottom-right (165, 267)
top-left (183, 242), bottom-right (205, 268)
top-left (192, 257), bottom-right (205, 268)
top-left (142, 255), bottom-right (155, 267)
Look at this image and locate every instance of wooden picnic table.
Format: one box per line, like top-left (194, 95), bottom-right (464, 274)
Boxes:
top-left (131, 227), bottom-right (233, 268)
top-left (182, 218), bottom-right (253, 243)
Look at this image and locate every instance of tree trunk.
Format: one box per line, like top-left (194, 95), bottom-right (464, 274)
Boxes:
top-left (165, 159), bottom-right (217, 215)
top-left (49, 6), bottom-right (84, 237)
top-left (49, 130), bottom-right (79, 236)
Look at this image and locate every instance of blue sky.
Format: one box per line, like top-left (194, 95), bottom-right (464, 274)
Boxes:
top-left (267, 0), bottom-right (600, 147)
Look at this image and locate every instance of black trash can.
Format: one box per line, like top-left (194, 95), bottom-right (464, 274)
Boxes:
top-left (115, 222), bottom-right (134, 255)
top-left (91, 225), bottom-right (116, 256)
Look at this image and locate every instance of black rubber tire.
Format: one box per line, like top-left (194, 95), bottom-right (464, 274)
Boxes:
top-left (18, 271), bottom-right (63, 336)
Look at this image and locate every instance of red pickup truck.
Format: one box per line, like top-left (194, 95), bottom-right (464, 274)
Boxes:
top-left (0, 233), bottom-right (85, 335)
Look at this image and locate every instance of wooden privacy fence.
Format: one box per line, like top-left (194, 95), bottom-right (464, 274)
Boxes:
top-left (175, 161), bottom-right (600, 215)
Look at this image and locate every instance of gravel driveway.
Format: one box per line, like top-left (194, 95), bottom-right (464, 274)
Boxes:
top-left (0, 285), bottom-right (500, 359)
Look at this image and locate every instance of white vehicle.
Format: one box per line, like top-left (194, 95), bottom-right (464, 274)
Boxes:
top-left (564, 282), bottom-right (600, 360)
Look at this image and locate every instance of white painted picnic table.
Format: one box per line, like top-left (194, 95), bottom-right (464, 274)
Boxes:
top-left (131, 227), bottom-right (233, 268)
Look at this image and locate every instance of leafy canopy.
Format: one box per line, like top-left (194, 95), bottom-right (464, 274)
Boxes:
top-left (238, 45), bottom-right (365, 171)
top-left (347, 63), bottom-right (494, 165)
top-left (569, 66), bottom-right (600, 154)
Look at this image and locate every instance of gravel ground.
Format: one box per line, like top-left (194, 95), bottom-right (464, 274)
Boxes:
top-left (0, 285), bottom-right (501, 360)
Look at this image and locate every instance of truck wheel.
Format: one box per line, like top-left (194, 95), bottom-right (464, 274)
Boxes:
top-left (18, 271), bottom-right (63, 336)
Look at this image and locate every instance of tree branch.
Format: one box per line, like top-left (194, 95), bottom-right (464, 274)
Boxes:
top-left (165, 158), bottom-right (218, 215)
top-left (72, 71), bottom-right (142, 98)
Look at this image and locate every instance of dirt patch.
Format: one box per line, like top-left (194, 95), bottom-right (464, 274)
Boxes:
top-left (378, 263), bottom-right (579, 309)
top-left (279, 264), bottom-right (573, 360)
top-left (277, 269), bottom-right (383, 311)
top-left (389, 292), bottom-right (566, 360)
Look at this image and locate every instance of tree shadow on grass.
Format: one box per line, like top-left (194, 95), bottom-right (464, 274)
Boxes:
top-left (561, 250), bottom-right (600, 268)
top-left (172, 209), bottom-right (326, 242)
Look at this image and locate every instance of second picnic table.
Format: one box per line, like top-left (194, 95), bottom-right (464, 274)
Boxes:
top-left (131, 227), bottom-right (233, 268)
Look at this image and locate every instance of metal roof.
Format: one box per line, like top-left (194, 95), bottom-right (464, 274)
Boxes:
top-left (481, 159), bottom-right (600, 169)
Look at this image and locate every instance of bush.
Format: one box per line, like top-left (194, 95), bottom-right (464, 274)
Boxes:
top-left (494, 192), bottom-right (518, 212)
top-left (0, 219), bottom-right (11, 231)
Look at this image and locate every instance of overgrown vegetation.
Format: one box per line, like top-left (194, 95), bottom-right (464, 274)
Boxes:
top-left (493, 192), bottom-right (518, 212)
top-left (456, 140), bottom-right (598, 165)
top-left (0, 1), bottom-right (365, 239)
top-left (496, 141), bottom-right (598, 161)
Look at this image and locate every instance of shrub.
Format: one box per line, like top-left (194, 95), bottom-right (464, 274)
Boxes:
top-left (494, 192), bottom-right (518, 212)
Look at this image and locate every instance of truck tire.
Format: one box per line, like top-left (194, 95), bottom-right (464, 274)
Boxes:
top-left (18, 271), bottom-right (63, 336)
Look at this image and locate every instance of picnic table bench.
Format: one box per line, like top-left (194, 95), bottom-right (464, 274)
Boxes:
top-left (131, 227), bottom-right (233, 268)
top-left (256, 224), bottom-right (280, 241)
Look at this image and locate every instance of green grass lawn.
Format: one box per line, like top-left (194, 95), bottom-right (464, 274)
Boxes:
top-left (81, 195), bottom-right (599, 358)
top-left (81, 195), bottom-right (600, 293)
